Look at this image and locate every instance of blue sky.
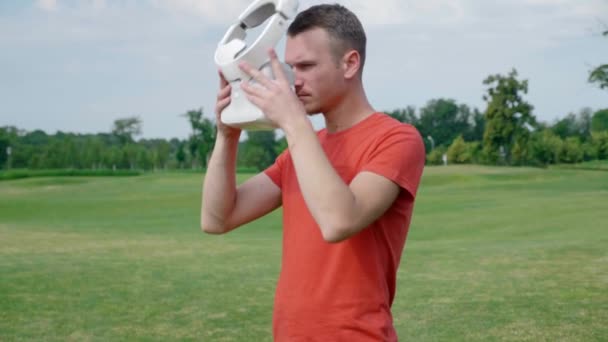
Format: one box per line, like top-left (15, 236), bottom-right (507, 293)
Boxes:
top-left (1, 0), bottom-right (607, 139)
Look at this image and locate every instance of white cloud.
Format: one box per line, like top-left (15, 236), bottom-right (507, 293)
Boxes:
top-left (92, 0), bottom-right (107, 11)
top-left (152, 0), bottom-right (252, 24)
top-left (37, 0), bottom-right (58, 11)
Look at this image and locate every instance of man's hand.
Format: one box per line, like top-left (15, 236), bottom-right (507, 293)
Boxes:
top-left (239, 49), bottom-right (307, 131)
top-left (215, 71), bottom-right (242, 140)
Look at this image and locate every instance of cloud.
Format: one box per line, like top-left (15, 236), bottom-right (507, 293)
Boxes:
top-left (37, 0), bottom-right (58, 11)
top-left (92, 0), bottom-right (107, 11)
top-left (151, 0), bottom-right (251, 24)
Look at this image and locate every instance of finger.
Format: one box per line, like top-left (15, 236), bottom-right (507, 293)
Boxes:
top-left (218, 70), bottom-right (228, 88)
top-left (240, 80), bottom-right (266, 99)
top-left (216, 97), bottom-right (231, 115)
top-left (268, 49), bottom-right (287, 83)
top-left (217, 83), bottom-right (231, 100)
top-left (239, 61), bottom-right (273, 89)
top-left (242, 91), bottom-right (264, 110)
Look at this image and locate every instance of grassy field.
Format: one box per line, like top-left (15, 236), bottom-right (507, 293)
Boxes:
top-left (1, 165), bottom-right (607, 341)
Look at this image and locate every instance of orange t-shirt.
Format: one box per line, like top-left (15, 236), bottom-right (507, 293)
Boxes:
top-left (264, 112), bottom-right (426, 341)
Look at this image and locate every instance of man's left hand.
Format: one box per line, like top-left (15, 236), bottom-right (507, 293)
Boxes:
top-left (239, 49), bottom-right (306, 130)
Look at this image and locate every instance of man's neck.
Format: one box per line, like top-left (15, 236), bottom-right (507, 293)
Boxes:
top-left (323, 84), bottom-right (375, 134)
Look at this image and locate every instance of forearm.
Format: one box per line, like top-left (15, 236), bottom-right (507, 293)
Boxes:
top-left (283, 118), bottom-right (357, 242)
top-left (201, 134), bottom-right (240, 234)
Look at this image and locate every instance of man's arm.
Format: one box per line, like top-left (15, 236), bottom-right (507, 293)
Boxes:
top-left (200, 72), bottom-right (282, 235)
top-left (200, 135), bottom-right (281, 234)
top-left (283, 118), bottom-right (401, 243)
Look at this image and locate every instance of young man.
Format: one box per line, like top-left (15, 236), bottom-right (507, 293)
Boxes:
top-left (201, 4), bottom-right (425, 341)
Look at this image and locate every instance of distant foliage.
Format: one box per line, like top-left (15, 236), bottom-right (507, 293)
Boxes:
top-left (482, 69), bottom-right (536, 165)
top-left (591, 109), bottom-right (608, 133)
top-left (426, 146), bottom-right (447, 166)
top-left (2, 67), bottom-right (608, 173)
top-left (589, 30), bottom-right (608, 90)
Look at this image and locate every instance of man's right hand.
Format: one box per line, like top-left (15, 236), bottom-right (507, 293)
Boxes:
top-left (215, 71), bottom-right (242, 139)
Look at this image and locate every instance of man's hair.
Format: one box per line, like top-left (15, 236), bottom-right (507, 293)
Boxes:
top-left (287, 4), bottom-right (367, 72)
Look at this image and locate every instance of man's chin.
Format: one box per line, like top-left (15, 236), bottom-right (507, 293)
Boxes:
top-left (303, 105), bottom-right (321, 115)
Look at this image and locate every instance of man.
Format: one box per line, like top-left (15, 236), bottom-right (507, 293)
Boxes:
top-left (201, 4), bottom-right (425, 341)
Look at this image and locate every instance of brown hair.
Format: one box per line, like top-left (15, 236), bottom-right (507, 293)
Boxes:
top-left (288, 4), bottom-right (367, 72)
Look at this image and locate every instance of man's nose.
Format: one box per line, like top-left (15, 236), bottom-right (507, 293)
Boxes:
top-left (294, 76), bottom-right (303, 88)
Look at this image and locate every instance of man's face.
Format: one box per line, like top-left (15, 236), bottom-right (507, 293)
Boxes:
top-left (285, 28), bottom-right (345, 115)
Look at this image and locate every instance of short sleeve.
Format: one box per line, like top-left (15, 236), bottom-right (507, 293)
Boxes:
top-left (360, 124), bottom-right (426, 198)
top-left (264, 149), bottom-right (289, 189)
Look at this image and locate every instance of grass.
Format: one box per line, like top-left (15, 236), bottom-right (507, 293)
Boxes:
top-left (0, 165), bottom-right (607, 341)
top-left (0, 169), bottom-right (142, 181)
top-left (552, 159), bottom-right (608, 171)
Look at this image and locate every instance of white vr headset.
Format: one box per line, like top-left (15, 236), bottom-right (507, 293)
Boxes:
top-left (214, 0), bottom-right (299, 130)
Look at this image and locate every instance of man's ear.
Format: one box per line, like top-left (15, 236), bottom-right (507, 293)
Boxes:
top-left (342, 50), bottom-right (361, 79)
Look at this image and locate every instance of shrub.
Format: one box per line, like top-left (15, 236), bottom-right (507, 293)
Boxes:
top-left (426, 146), bottom-right (448, 165)
top-left (592, 131), bottom-right (608, 159)
top-left (561, 137), bottom-right (583, 164)
top-left (531, 130), bottom-right (563, 165)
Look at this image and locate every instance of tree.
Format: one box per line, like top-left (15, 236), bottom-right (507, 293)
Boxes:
top-left (589, 30), bottom-right (608, 90)
top-left (176, 142), bottom-right (186, 169)
top-left (387, 106), bottom-right (418, 126)
top-left (552, 108), bottom-right (593, 141)
top-left (446, 135), bottom-right (471, 164)
top-left (481, 69), bottom-right (536, 164)
top-left (530, 129), bottom-right (563, 165)
top-left (184, 108), bottom-right (216, 169)
top-left (239, 130), bottom-right (278, 171)
top-left (416, 99), bottom-right (475, 152)
top-left (426, 146), bottom-right (447, 165)
top-left (591, 109), bottom-right (608, 132)
top-left (462, 108), bottom-right (485, 143)
top-left (112, 117), bottom-right (142, 145)
top-left (592, 131), bottom-right (608, 159)
top-left (561, 137), bottom-right (583, 164)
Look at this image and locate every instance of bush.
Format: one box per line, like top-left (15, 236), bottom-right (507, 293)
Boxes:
top-left (561, 137), bottom-right (583, 164)
top-left (531, 130), bottom-right (563, 165)
top-left (426, 146), bottom-right (447, 165)
top-left (592, 131), bottom-right (608, 159)
top-left (581, 142), bottom-right (598, 161)
top-left (447, 136), bottom-right (481, 164)
top-left (511, 139), bottom-right (532, 166)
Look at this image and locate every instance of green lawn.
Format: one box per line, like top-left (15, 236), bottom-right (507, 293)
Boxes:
top-left (1, 166), bottom-right (607, 341)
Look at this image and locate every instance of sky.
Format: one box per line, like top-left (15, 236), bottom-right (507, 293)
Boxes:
top-left (1, 0), bottom-right (607, 139)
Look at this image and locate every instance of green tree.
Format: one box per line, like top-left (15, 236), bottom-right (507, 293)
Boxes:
top-left (184, 108), bottom-right (216, 169)
top-left (176, 142), bottom-right (186, 169)
top-left (462, 108), bottom-right (485, 143)
top-left (155, 140), bottom-right (171, 170)
top-left (561, 137), bottom-right (583, 164)
top-left (426, 146), bottom-right (447, 165)
top-left (418, 99), bottom-right (472, 149)
top-left (553, 108), bottom-right (594, 141)
top-left (481, 69), bottom-right (536, 164)
top-left (591, 109), bottom-right (608, 132)
top-left (589, 30), bottom-right (608, 90)
top-left (0, 133), bottom-right (9, 168)
top-left (530, 130), bottom-right (563, 165)
top-left (387, 106), bottom-right (418, 126)
top-left (447, 135), bottom-right (470, 164)
top-left (239, 130), bottom-right (278, 171)
top-left (112, 117), bottom-right (142, 145)
top-left (591, 131), bottom-right (608, 159)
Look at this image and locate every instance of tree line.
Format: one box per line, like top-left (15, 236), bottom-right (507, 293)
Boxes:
top-left (394, 69), bottom-right (608, 166)
top-left (1, 44), bottom-right (608, 172)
